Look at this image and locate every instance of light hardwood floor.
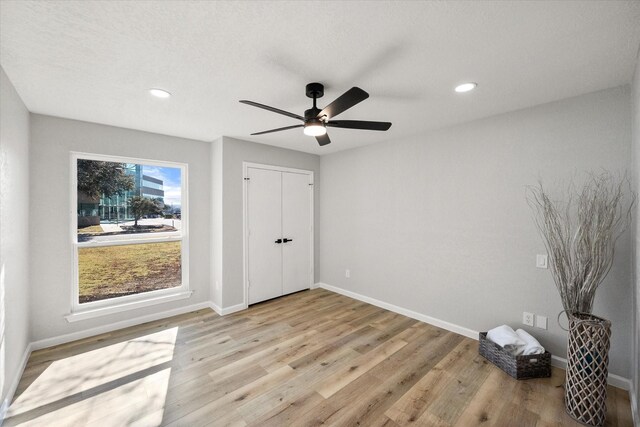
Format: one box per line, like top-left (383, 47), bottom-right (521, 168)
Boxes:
top-left (5, 288), bottom-right (633, 426)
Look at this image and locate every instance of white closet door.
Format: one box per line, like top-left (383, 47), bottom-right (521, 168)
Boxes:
top-left (247, 167), bottom-right (282, 304)
top-left (282, 171), bottom-right (312, 295)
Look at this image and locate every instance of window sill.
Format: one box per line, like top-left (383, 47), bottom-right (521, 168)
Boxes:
top-left (65, 290), bottom-right (193, 323)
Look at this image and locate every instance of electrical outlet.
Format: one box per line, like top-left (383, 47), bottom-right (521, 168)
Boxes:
top-left (345, 269), bottom-right (351, 279)
top-left (535, 315), bottom-right (548, 330)
top-left (536, 254), bottom-right (548, 269)
top-left (523, 312), bottom-right (534, 326)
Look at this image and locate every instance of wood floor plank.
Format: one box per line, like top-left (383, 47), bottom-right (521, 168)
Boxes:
top-left (323, 330), bottom-right (464, 426)
top-left (453, 368), bottom-right (518, 426)
top-left (246, 391), bottom-right (326, 427)
top-left (304, 372), bottom-right (387, 426)
top-left (158, 365), bottom-right (268, 426)
top-left (315, 337), bottom-right (408, 399)
top-left (164, 365), bottom-right (297, 427)
top-left (257, 325), bottom-right (354, 373)
top-left (318, 328), bottom-right (466, 427)
top-left (612, 386), bottom-right (634, 426)
top-left (208, 329), bottom-right (319, 381)
top-left (415, 342), bottom-right (493, 425)
top-left (385, 339), bottom-right (494, 424)
top-left (367, 326), bottom-right (462, 385)
top-left (5, 288), bottom-right (634, 427)
top-left (535, 366), bottom-right (575, 426)
top-left (237, 346), bottom-right (362, 423)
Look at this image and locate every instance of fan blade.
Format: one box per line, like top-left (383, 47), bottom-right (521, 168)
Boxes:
top-left (251, 124), bottom-right (304, 135)
top-left (327, 120), bottom-right (392, 131)
top-left (318, 87), bottom-right (369, 120)
top-left (239, 100), bottom-right (304, 121)
top-left (316, 133), bottom-right (331, 146)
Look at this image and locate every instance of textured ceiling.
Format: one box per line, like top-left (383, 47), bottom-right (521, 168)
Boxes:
top-left (1, 1), bottom-right (639, 155)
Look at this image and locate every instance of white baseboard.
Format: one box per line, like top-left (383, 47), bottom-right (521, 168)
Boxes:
top-left (317, 282), bottom-right (477, 340)
top-left (311, 282), bottom-right (321, 289)
top-left (1, 342), bottom-right (33, 425)
top-left (210, 302), bottom-right (222, 315)
top-left (210, 302), bottom-right (247, 316)
top-left (31, 301), bottom-right (212, 351)
top-left (317, 282), bottom-right (633, 390)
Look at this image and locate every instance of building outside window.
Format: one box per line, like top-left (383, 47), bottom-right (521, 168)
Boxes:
top-left (79, 164), bottom-right (167, 223)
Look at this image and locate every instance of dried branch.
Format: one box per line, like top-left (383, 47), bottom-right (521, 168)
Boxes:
top-left (526, 171), bottom-right (635, 315)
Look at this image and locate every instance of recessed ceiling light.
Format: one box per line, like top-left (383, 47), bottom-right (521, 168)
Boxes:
top-left (454, 82), bottom-right (477, 93)
top-left (149, 88), bottom-right (171, 98)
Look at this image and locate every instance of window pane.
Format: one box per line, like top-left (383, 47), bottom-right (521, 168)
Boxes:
top-left (78, 241), bottom-right (182, 303)
top-left (77, 160), bottom-right (182, 242)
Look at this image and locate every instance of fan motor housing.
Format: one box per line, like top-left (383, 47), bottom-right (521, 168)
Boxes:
top-left (304, 108), bottom-right (323, 122)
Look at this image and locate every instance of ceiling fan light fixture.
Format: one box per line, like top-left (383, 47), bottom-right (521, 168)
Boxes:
top-left (454, 82), bottom-right (477, 93)
top-left (303, 120), bottom-right (327, 136)
top-left (240, 83), bottom-right (391, 146)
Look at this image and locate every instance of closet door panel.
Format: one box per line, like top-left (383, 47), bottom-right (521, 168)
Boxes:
top-left (247, 167), bottom-right (282, 304)
top-left (282, 171), bottom-right (312, 295)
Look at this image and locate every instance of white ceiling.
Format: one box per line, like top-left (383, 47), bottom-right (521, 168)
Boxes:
top-left (1, 1), bottom-right (639, 155)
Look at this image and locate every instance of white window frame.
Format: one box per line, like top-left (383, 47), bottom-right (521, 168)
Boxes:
top-left (67, 152), bottom-right (190, 322)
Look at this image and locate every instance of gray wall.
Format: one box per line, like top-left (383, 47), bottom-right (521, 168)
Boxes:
top-left (0, 68), bottom-right (30, 410)
top-left (219, 136), bottom-right (320, 308)
top-left (28, 115), bottom-right (211, 341)
top-left (320, 86), bottom-right (633, 378)
top-left (632, 49), bottom-right (640, 422)
top-left (211, 137), bottom-right (223, 307)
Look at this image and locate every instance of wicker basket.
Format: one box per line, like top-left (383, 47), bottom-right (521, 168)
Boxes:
top-left (565, 313), bottom-right (611, 427)
top-left (479, 332), bottom-right (551, 380)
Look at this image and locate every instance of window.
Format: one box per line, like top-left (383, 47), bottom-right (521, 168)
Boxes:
top-left (70, 153), bottom-right (189, 319)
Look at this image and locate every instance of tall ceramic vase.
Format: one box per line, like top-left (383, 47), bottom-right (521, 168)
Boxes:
top-left (564, 313), bottom-right (611, 427)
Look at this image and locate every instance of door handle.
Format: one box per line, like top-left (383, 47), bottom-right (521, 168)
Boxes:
top-left (283, 238), bottom-right (293, 243)
top-left (275, 238), bottom-right (283, 244)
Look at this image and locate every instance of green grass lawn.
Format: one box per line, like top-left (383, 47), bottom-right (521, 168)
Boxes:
top-left (78, 241), bottom-right (181, 303)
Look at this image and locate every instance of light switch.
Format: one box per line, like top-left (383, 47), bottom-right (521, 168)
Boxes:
top-left (536, 254), bottom-right (548, 269)
top-left (535, 315), bottom-right (548, 330)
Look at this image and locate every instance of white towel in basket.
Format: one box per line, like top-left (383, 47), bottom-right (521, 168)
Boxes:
top-left (515, 328), bottom-right (545, 355)
top-left (486, 325), bottom-right (525, 354)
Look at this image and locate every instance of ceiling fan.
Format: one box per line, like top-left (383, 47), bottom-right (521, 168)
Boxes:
top-left (239, 83), bottom-right (392, 146)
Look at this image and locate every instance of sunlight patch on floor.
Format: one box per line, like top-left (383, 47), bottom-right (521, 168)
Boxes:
top-left (21, 368), bottom-right (172, 427)
top-left (6, 327), bottom-right (177, 425)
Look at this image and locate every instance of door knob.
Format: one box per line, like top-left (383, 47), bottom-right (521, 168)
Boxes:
top-left (275, 238), bottom-right (283, 244)
top-left (283, 238), bottom-right (293, 243)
